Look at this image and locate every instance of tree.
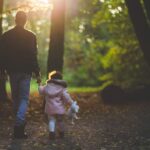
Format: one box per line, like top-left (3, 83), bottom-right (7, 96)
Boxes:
top-left (125, 0), bottom-right (150, 65)
top-left (0, 0), bottom-right (3, 34)
top-left (47, 0), bottom-right (66, 73)
top-left (143, 0), bottom-right (150, 20)
top-left (0, 0), bottom-right (8, 102)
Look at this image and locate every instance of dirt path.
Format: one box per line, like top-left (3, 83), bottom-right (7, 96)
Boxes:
top-left (1, 93), bottom-right (150, 150)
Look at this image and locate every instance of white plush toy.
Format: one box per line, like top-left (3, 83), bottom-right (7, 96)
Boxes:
top-left (67, 101), bottom-right (79, 124)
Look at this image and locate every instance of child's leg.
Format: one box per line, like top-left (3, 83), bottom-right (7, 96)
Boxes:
top-left (56, 115), bottom-right (65, 138)
top-left (48, 115), bottom-right (56, 139)
top-left (48, 115), bottom-right (56, 132)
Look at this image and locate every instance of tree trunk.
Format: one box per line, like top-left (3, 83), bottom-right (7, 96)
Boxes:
top-left (125, 0), bottom-right (150, 64)
top-left (0, 0), bottom-right (8, 102)
top-left (0, 0), bottom-right (3, 34)
top-left (143, 0), bottom-right (150, 21)
top-left (47, 0), bottom-right (66, 74)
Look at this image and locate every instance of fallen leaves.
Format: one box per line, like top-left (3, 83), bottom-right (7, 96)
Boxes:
top-left (1, 92), bottom-right (150, 149)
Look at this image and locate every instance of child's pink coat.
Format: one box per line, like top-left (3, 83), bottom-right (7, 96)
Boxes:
top-left (38, 79), bottom-right (73, 115)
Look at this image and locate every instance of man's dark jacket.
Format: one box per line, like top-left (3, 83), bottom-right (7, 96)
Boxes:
top-left (0, 26), bottom-right (40, 76)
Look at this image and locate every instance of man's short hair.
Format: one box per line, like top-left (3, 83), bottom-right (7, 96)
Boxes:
top-left (15, 11), bottom-right (27, 25)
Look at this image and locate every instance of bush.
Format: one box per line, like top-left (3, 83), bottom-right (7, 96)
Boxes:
top-left (100, 84), bottom-right (126, 103)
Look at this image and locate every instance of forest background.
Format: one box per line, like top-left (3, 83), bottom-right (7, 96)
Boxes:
top-left (2, 0), bottom-right (150, 90)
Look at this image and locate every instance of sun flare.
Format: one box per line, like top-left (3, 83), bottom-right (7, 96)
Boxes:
top-left (29, 0), bottom-right (50, 5)
top-left (37, 0), bottom-right (49, 5)
top-left (29, 0), bottom-right (50, 7)
top-left (21, 0), bottom-right (51, 11)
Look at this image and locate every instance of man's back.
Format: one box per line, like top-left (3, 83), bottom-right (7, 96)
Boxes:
top-left (1, 26), bottom-right (39, 74)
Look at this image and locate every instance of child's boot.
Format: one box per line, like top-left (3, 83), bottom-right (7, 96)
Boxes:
top-left (49, 132), bottom-right (55, 140)
top-left (59, 131), bottom-right (65, 139)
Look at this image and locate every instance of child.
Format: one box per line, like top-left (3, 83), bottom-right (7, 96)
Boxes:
top-left (38, 70), bottom-right (78, 140)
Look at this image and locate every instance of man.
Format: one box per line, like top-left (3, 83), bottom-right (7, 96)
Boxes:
top-left (0, 11), bottom-right (41, 138)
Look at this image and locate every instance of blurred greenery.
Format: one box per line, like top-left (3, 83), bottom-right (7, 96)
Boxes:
top-left (3, 0), bottom-right (150, 90)
top-left (6, 80), bottom-right (101, 93)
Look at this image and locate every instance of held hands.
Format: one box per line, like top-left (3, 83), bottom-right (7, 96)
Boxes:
top-left (33, 72), bottom-right (41, 85)
top-left (0, 71), bottom-right (8, 81)
top-left (36, 75), bottom-right (42, 85)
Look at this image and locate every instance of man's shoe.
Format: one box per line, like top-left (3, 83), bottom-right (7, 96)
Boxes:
top-left (14, 124), bottom-right (28, 139)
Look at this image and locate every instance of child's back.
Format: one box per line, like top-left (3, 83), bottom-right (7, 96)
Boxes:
top-left (39, 79), bottom-right (72, 115)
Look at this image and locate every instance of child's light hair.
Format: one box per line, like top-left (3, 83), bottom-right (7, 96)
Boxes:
top-left (48, 70), bottom-right (57, 80)
top-left (47, 70), bottom-right (62, 82)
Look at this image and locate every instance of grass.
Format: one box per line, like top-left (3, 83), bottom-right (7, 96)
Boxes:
top-left (68, 87), bottom-right (101, 93)
top-left (6, 80), bottom-right (102, 93)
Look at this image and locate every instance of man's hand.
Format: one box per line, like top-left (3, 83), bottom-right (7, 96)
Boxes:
top-left (33, 71), bottom-right (41, 85)
top-left (0, 71), bottom-right (8, 81)
top-left (36, 76), bottom-right (41, 85)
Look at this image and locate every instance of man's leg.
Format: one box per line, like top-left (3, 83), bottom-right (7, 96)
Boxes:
top-left (9, 74), bottom-right (20, 115)
top-left (16, 73), bottom-right (31, 125)
top-left (10, 73), bottom-right (31, 139)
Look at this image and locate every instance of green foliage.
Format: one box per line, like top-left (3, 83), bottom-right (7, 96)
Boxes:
top-left (3, 0), bottom-right (150, 89)
top-left (94, 0), bottom-right (150, 89)
top-left (64, 0), bottom-right (105, 86)
top-left (64, 0), bottom-right (150, 88)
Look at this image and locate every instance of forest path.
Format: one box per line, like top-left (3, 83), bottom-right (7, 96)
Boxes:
top-left (1, 93), bottom-right (150, 150)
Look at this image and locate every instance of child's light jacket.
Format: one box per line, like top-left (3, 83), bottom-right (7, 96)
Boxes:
top-left (39, 79), bottom-right (73, 115)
